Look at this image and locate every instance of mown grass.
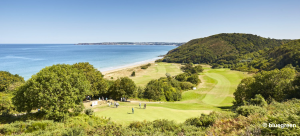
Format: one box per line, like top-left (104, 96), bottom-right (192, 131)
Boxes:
top-left (130, 63), bottom-right (183, 86)
top-left (94, 102), bottom-right (211, 126)
top-left (93, 64), bottom-right (251, 125)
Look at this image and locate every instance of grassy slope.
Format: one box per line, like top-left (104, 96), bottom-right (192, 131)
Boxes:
top-left (93, 63), bottom-right (250, 125)
top-left (130, 63), bottom-right (183, 86)
top-left (104, 62), bottom-right (183, 87)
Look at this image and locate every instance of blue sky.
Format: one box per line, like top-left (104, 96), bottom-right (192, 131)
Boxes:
top-left (0, 0), bottom-right (299, 43)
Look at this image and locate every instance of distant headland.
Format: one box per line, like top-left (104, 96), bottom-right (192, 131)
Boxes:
top-left (76, 42), bottom-right (185, 46)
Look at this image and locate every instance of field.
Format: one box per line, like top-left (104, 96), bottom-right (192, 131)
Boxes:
top-left (104, 62), bottom-right (183, 86)
top-left (90, 63), bottom-right (251, 125)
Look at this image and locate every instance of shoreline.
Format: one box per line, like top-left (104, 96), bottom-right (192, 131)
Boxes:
top-left (100, 57), bottom-right (161, 75)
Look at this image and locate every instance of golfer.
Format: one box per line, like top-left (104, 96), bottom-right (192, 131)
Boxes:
top-left (132, 107), bottom-right (134, 114)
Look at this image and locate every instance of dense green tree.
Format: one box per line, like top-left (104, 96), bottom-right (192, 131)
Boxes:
top-left (108, 77), bottom-right (136, 99)
top-left (0, 71), bottom-right (25, 92)
top-left (181, 63), bottom-right (193, 72)
top-left (12, 64), bottom-right (90, 120)
top-left (72, 62), bottom-right (107, 97)
top-left (233, 67), bottom-right (296, 106)
top-left (290, 74), bottom-right (300, 99)
top-left (175, 73), bottom-right (189, 82)
top-left (144, 79), bottom-right (164, 101)
top-left (193, 65), bottom-right (204, 73)
top-left (162, 33), bottom-right (293, 73)
top-left (0, 94), bottom-right (13, 115)
top-left (135, 86), bottom-right (144, 98)
top-left (144, 77), bottom-right (181, 101)
top-left (233, 77), bottom-right (255, 106)
top-left (180, 82), bottom-right (194, 90)
top-left (211, 64), bottom-right (221, 69)
top-left (187, 74), bottom-right (201, 85)
top-left (180, 63), bottom-right (203, 74)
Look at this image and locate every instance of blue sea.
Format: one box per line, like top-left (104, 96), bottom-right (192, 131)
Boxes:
top-left (0, 44), bottom-right (176, 80)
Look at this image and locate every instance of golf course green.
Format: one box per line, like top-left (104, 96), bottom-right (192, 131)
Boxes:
top-left (92, 63), bottom-right (251, 125)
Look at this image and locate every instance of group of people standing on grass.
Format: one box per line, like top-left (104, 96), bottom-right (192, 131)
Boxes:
top-left (139, 102), bottom-right (146, 109)
top-left (121, 97), bottom-right (127, 102)
top-left (112, 102), bottom-right (119, 108)
top-left (132, 103), bottom-right (146, 114)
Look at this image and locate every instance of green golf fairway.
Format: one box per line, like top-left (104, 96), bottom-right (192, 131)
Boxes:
top-left (94, 102), bottom-right (211, 126)
top-left (91, 63), bottom-right (250, 125)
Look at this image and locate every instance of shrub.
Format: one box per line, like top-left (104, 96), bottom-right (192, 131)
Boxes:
top-left (248, 94), bottom-right (267, 107)
top-left (73, 104), bottom-right (84, 116)
top-left (84, 109), bottom-right (94, 116)
top-left (187, 74), bottom-right (201, 85)
top-left (211, 64), bottom-right (221, 69)
top-left (141, 63), bottom-right (151, 69)
top-left (165, 73), bottom-right (171, 78)
top-left (236, 105), bottom-right (266, 117)
top-left (175, 73), bottom-right (190, 82)
top-left (131, 71), bottom-right (135, 77)
top-left (0, 94), bottom-right (14, 116)
top-left (180, 82), bottom-right (194, 90)
top-left (185, 113), bottom-right (217, 127)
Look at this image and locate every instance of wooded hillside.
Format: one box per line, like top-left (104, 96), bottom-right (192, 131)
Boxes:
top-left (161, 33), bottom-right (298, 72)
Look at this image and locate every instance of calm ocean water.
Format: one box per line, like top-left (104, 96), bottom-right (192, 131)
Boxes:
top-left (0, 44), bottom-right (176, 80)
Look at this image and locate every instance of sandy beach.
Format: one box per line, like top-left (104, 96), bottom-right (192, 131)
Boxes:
top-left (100, 59), bottom-right (158, 75)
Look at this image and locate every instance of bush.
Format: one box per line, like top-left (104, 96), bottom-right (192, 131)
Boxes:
top-left (175, 73), bottom-right (190, 82)
top-left (0, 94), bottom-right (14, 116)
top-left (131, 71), bottom-right (136, 77)
top-left (84, 109), bottom-right (94, 116)
top-left (73, 104), bottom-right (84, 116)
top-left (141, 63), bottom-right (151, 69)
top-left (165, 73), bottom-right (171, 78)
top-left (236, 105), bottom-right (266, 117)
top-left (180, 82), bottom-right (194, 90)
top-left (187, 74), bottom-right (201, 85)
top-left (211, 64), bottom-right (221, 69)
top-left (185, 113), bottom-right (217, 127)
top-left (248, 94), bottom-right (267, 107)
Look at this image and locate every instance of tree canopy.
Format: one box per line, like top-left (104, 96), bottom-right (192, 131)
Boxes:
top-left (12, 64), bottom-right (90, 120)
top-left (161, 33), bottom-right (294, 73)
top-left (144, 77), bottom-right (182, 101)
top-left (0, 71), bottom-right (24, 92)
top-left (108, 77), bottom-right (136, 99)
top-left (72, 62), bottom-right (107, 96)
top-left (233, 67), bottom-right (296, 106)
